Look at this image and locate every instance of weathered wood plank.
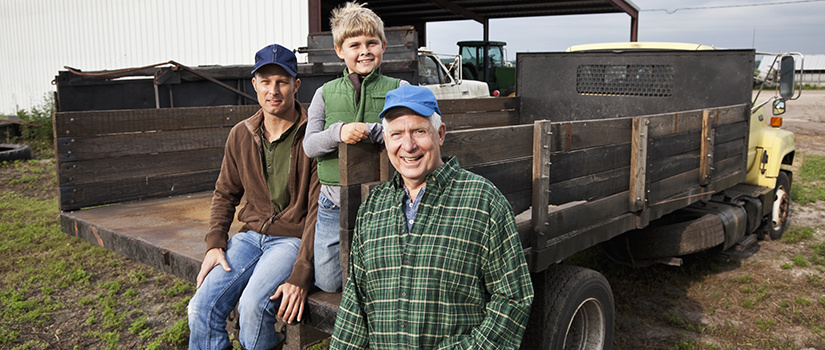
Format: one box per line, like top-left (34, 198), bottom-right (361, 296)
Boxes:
top-left (441, 124), bottom-right (532, 167)
top-left (648, 129), bottom-right (701, 161)
top-left (549, 167), bottom-right (630, 205)
top-left (443, 110), bottom-right (519, 130)
top-left (549, 118), bottom-right (632, 152)
top-left (545, 191), bottom-right (629, 242)
top-left (55, 105), bottom-right (258, 137)
top-left (549, 143), bottom-right (630, 183)
top-left (629, 117), bottom-right (649, 212)
top-left (715, 137), bottom-right (747, 161)
top-left (715, 121), bottom-right (748, 144)
top-left (648, 169), bottom-right (701, 204)
top-left (649, 153), bottom-right (700, 183)
top-left (339, 184), bottom-right (362, 230)
top-left (57, 127), bottom-right (231, 162)
top-left (339, 228), bottom-right (354, 290)
top-left (59, 170), bottom-right (219, 211)
top-left (712, 153), bottom-right (746, 180)
top-left (465, 157), bottom-right (532, 198)
top-left (438, 97), bottom-right (519, 114)
top-left (338, 142), bottom-right (383, 186)
top-left (58, 148), bottom-right (224, 186)
top-left (644, 104), bottom-right (747, 138)
top-left (700, 110), bottom-right (714, 185)
top-left (532, 121), bottom-right (553, 247)
top-left (531, 213), bottom-right (637, 272)
top-left (647, 110), bottom-right (703, 138)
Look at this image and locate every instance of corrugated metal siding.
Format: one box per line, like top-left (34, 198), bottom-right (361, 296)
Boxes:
top-left (0, 0), bottom-right (309, 114)
top-left (757, 53), bottom-right (825, 86)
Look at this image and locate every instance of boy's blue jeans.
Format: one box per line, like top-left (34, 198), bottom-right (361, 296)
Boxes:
top-left (188, 231), bottom-right (300, 350)
top-left (314, 192), bottom-right (342, 292)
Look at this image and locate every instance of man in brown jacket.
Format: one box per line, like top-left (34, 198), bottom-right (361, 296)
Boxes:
top-left (188, 43), bottom-right (320, 350)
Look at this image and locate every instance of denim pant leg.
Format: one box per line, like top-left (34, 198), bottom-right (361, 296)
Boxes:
top-left (314, 192), bottom-right (342, 292)
top-left (188, 230), bottom-right (263, 350)
top-left (237, 235), bottom-right (301, 350)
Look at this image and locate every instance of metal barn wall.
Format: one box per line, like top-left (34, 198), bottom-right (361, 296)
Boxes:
top-left (0, 0), bottom-right (309, 114)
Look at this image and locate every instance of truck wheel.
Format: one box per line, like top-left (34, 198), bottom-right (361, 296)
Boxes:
top-left (543, 265), bottom-right (614, 350)
top-left (765, 171), bottom-right (791, 240)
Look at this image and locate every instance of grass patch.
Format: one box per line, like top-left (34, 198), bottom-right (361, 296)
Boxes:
top-left (783, 226), bottom-right (815, 244)
top-left (0, 160), bottom-right (195, 349)
top-left (791, 154), bottom-right (825, 205)
top-left (792, 254), bottom-right (811, 268)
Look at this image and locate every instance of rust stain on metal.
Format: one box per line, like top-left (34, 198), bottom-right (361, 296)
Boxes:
top-left (162, 250), bottom-right (171, 266)
top-left (91, 225), bottom-right (104, 247)
top-left (674, 113), bottom-right (679, 134)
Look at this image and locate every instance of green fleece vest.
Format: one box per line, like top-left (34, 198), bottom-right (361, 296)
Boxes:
top-left (317, 70), bottom-right (400, 185)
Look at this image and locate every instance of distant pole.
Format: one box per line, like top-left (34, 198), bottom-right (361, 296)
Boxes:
top-left (752, 28), bottom-right (756, 48)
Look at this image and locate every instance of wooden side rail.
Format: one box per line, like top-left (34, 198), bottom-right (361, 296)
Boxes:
top-left (528, 104), bottom-right (750, 271)
top-left (54, 105), bottom-right (259, 211)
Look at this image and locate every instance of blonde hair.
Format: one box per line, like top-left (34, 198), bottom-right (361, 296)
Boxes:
top-left (330, 2), bottom-right (386, 48)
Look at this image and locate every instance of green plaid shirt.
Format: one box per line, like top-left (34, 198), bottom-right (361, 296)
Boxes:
top-left (331, 157), bottom-right (534, 350)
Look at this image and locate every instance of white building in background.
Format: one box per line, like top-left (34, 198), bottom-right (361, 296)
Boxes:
top-left (756, 54), bottom-right (825, 87)
top-left (0, 0), bottom-right (309, 114)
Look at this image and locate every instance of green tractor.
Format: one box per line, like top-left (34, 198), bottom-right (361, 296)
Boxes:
top-left (457, 40), bottom-right (516, 96)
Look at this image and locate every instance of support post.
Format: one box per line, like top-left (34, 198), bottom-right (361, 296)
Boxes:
top-left (629, 117), bottom-right (648, 212)
top-left (699, 110), bottom-right (715, 185)
top-left (531, 120), bottom-right (552, 249)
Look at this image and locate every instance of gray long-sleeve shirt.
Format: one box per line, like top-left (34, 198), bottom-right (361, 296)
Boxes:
top-left (303, 81), bottom-right (409, 206)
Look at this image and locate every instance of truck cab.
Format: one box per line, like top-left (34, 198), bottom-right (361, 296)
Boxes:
top-left (417, 48), bottom-right (490, 99)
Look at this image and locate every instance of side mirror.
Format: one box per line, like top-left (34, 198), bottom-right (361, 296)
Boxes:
top-left (779, 56), bottom-right (795, 99)
top-left (772, 99), bottom-right (786, 116)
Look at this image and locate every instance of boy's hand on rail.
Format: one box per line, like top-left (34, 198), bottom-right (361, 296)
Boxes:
top-left (341, 122), bottom-right (369, 144)
top-left (196, 247), bottom-right (230, 289)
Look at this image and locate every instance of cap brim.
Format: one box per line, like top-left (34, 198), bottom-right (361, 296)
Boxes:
top-left (379, 101), bottom-right (436, 119)
top-left (251, 63), bottom-right (297, 77)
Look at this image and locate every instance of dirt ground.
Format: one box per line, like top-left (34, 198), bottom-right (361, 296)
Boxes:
top-left (772, 90), bottom-right (825, 228)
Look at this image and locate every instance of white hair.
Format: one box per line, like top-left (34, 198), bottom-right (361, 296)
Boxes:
top-left (382, 108), bottom-right (442, 131)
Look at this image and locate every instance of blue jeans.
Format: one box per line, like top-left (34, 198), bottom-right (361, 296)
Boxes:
top-left (188, 231), bottom-right (301, 350)
top-left (314, 193), bottom-right (342, 292)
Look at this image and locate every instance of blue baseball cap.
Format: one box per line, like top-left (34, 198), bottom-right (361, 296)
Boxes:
top-left (251, 44), bottom-right (298, 77)
top-left (379, 85), bottom-right (442, 119)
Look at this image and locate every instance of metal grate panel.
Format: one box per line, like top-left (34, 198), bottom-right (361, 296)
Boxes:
top-left (576, 64), bottom-right (674, 97)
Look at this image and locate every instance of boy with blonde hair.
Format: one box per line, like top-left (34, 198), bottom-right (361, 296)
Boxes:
top-left (303, 2), bottom-right (407, 292)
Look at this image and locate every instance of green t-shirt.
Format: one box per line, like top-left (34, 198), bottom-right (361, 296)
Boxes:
top-left (259, 121), bottom-right (298, 214)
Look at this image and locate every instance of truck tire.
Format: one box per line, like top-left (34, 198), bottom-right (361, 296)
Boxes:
top-left (764, 171), bottom-right (791, 240)
top-left (543, 265), bottom-right (614, 350)
top-left (602, 211), bottom-right (725, 261)
top-left (0, 143), bottom-right (33, 162)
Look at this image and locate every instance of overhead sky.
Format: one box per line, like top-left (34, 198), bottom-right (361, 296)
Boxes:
top-left (424, 0), bottom-right (825, 60)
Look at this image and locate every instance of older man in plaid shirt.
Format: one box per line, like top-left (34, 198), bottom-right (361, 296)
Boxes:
top-left (330, 85), bottom-right (534, 350)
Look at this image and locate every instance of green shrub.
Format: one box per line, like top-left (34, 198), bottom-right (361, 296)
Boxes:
top-left (15, 94), bottom-right (55, 152)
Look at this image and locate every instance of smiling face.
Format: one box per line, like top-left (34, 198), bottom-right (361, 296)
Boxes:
top-left (383, 111), bottom-right (446, 192)
top-left (252, 65), bottom-right (300, 119)
top-left (335, 34), bottom-right (385, 76)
